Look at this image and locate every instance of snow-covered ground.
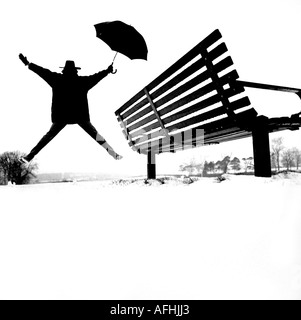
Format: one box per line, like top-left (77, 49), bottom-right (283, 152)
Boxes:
top-left (0, 173), bottom-right (300, 300)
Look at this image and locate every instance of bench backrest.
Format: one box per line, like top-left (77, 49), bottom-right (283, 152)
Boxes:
top-left (115, 29), bottom-right (258, 155)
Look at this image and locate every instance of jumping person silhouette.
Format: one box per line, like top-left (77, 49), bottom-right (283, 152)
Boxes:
top-left (19, 54), bottom-right (123, 164)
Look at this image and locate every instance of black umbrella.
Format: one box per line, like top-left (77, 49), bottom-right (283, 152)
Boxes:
top-left (94, 21), bottom-right (148, 72)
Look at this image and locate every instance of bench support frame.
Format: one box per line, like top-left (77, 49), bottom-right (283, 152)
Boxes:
top-left (252, 116), bottom-right (272, 178)
top-left (243, 80), bottom-right (301, 178)
top-left (147, 151), bottom-right (156, 180)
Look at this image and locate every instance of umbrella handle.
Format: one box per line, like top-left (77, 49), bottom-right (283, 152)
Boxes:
top-left (112, 52), bottom-right (118, 74)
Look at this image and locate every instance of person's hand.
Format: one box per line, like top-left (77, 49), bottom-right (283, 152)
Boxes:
top-left (107, 64), bottom-right (114, 74)
top-left (19, 54), bottom-right (29, 66)
top-left (107, 64), bottom-right (118, 74)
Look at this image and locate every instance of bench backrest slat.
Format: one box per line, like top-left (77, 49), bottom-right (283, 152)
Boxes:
top-left (128, 69), bottom-right (240, 136)
top-left (121, 42), bottom-right (229, 122)
top-left (125, 54), bottom-right (234, 129)
top-left (115, 29), bottom-right (257, 155)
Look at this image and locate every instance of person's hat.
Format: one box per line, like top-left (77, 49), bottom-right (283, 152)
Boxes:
top-left (60, 60), bottom-right (81, 70)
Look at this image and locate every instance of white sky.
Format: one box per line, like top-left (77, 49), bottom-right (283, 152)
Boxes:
top-left (1, 0), bottom-right (301, 176)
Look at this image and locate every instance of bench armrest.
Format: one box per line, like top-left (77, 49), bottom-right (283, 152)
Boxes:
top-left (237, 80), bottom-right (301, 96)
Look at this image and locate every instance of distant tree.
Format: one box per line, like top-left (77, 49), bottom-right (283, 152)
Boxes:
top-left (271, 137), bottom-right (285, 172)
top-left (291, 148), bottom-right (301, 170)
top-left (242, 157), bottom-right (254, 173)
top-left (0, 151), bottom-right (38, 185)
top-left (203, 161), bottom-right (216, 176)
top-left (203, 161), bottom-right (209, 176)
top-left (179, 162), bottom-right (195, 175)
top-left (281, 149), bottom-right (295, 171)
top-left (270, 152), bottom-right (277, 170)
top-left (180, 158), bottom-right (204, 176)
top-left (230, 157), bottom-right (241, 172)
top-left (179, 164), bottom-right (185, 172)
top-left (195, 163), bottom-right (204, 175)
top-left (220, 156), bottom-right (231, 174)
top-left (0, 170), bottom-right (6, 185)
top-left (208, 161), bottom-right (215, 173)
top-left (215, 160), bottom-right (222, 173)
top-left (181, 165), bottom-right (195, 175)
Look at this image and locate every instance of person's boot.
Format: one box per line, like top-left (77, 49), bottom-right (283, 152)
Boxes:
top-left (19, 156), bottom-right (31, 165)
top-left (115, 154), bottom-right (123, 160)
top-left (102, 143), bottom-right (123, 160)
top-left (19, 156), bottom-right (32, 177)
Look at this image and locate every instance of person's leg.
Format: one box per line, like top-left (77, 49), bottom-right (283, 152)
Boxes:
top-left (78, 122), bottom-right (122, 160)
top-left (24, 123), bottom-right (66, 161)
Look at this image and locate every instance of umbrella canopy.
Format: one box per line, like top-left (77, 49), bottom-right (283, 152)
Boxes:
top-left (94, 21), bottom-right (148, 61)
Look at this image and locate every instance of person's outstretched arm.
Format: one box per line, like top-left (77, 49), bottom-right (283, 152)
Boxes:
top-left (19, 54), bottom-right (55, 86)
top-left (84, 64), bottom-right (114, 90)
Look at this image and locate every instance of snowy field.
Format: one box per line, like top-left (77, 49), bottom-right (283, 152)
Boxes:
top-left (0, 173), bottom-right (300, 300)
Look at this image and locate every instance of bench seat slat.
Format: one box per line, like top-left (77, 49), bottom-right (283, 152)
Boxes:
top-left (136, 108), bottom-right (257, 154)
top-left (158, 128), bottom-right (253, 153)
top-left (205, 131), bottom-right (253, 144)
top-left (131, 88), bottom-right (248, 141)
top-left (133, 97), bottom-right (251, 148)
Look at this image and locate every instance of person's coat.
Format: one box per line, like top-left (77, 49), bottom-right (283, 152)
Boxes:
top-left (28, 63), bottom-right (110, 124)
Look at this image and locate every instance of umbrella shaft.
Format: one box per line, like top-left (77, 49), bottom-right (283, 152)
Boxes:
top-left (113, 52), bottom-right (118, 63)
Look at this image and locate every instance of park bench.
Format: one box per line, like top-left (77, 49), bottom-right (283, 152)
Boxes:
top-left (115, 29), bottom-right (301, 179)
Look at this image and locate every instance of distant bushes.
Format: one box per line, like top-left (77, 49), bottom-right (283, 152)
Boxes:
top-left (0, 151), bottom-right (38, 185)
top-left (180, 156), bottom-right (251, 177)
top-left (179, 137), bottom-right (301, 178)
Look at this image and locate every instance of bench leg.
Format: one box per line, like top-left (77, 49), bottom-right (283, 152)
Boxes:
top-left (252, 117), bottom-right (272, 178)
top-left (147, 151), bottom-right (156, 180)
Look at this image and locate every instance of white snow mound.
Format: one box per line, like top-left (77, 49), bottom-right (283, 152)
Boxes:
top-left (0, 173), bottom-right (300, 300)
